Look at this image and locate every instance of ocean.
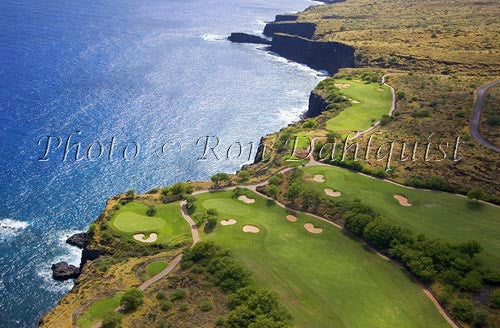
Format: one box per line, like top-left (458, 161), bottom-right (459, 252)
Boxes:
top-left (0, 0), bottom-right (324, 326)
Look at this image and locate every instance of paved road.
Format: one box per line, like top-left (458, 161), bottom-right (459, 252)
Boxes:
top-left (470, 80), bottom-right (500, 152)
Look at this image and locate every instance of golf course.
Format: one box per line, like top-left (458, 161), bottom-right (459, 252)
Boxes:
top-left (302, 165), bottom-right (500, 270)
top-left (76, 292), bottom-right (123, 328)
top-left (325, 78), bottom-right (392, 134)
top-left (193, 189), bottom-right (450, 328)
top-left (110, 201), bottom-right (192, 245)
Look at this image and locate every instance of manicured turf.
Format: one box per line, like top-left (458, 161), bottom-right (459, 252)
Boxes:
top-left (325, 79), bottom-right (392, 134)
top-left (194, 190), bottom-right (450, 328)
top-left (77, 292), bottom-right (123, 328)
top-left (109, 201), bottom-right (191, 245)
top-left (303, 165), bottom-right (500, 270)
top-left (145, 260), bottom-right (167, 275)
top-left (141, 260), bottom-right (168, 280)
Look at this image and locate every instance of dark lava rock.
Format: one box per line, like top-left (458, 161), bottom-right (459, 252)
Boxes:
top-left (66, 232), bottom-right (89, 249)
top-left (228, 32), bottom-right (271, 45)
top-left (51, 262), bottom-right (80, 281)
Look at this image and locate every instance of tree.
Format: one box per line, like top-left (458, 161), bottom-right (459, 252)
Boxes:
top-left (457, 240), bottom-right (482, 257)
top-left (211, 173), bottom-right (230, 187)
top-left (125, 189), bottom-right (135, 199)
top-left (268, 174), bottom-right (283, 186)
top-left (264, 185), bottom-right (279, 199)
top-left (120, 288), bottom-right (143, 312)
top-left (451, 299), bottom-right (475, 323)
top-left (101, 312), bottom-right (121, 328)
top-left (286, 181), bottom-right (302, 201)
top-left (467, 189), bottom-right (486, 203)
top-left (396, 90), bottom-right (406, 100)
top-left (489, 289), bottom-right (500, 309)
top-left (184, 194), bottom-right (197, 214)
top-left (237, 170), bottom-right (250, 183)
top-left (146, 204), bottom-right (156, 217)
top-left (205, 217), bottom-right (217, 233)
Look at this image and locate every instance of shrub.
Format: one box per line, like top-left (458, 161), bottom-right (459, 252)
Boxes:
top-left (303, 119), bottom-right (318, 129)
top-left (179, 303), bottom-right (189, 312)
top-left (489, 289), bottom-right (500, 309)
top-left (451, 299), bottom-right (475, 323)
top-left (237, 170), bottom-right (250, 183)
top-left (211, 173), bottom-right (230, 187)
top-left (380, 114), bottom-right (392, 126)
top-left (268, 174), bottom-right (283, 186)
top-left (120, 288), bottom-right (143, 312)
top-left (263, 185), bottom-right (279, 199)
top-left (205, 217), bottom-right (217, 233)
top-left (125, 189), bottom-right (135, 198)
top-left (156, 292), bottom-right (166, 300)
top-left (161, 302), bottom-right (173, 312)
top-left (101, 312), bottom-right (121, 328)
top-left (467, 189), bottom-right (487, 203)
top-left (486, 115), bottom-right (500, 127)
top-left (396, 90), bottom-right (406, 100)
top-left (199, 299), bottom-right (213, 312)
top-left (170, 289), bottom-right (187, 301)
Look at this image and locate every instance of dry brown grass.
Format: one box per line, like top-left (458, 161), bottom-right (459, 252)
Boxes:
top-left (298, 0), bottom-right (500, 74)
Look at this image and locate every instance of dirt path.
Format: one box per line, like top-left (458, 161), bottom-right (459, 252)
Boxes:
top-left (470, 80), bottom-right (500, 152)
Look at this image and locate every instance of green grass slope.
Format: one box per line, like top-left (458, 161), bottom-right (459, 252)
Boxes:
top-left (109, 201), bottom-right (191, 245)
top-left (194, 190), bottom-right (450, 328)
top-left (303, 165), bottom-right (500, 270)
top-left (325, 79), bottom-right (392, 134)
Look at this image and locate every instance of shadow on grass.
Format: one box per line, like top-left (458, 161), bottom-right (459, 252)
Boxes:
top-left (466, 201), bottom-right (484, 211)
top-left (265, 199), bottom-right (276, 207)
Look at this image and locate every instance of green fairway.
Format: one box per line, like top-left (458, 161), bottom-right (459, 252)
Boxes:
top-left (325, 79), bottom-right (392, 134)
top-left (109, 201), bottom-right (191, 245)
top-left (77, 292), bottom-right (123, 328)
top-left (194, 190), bottom-right (450, 328)
top-left (303, 165), bottom-right (500, 270)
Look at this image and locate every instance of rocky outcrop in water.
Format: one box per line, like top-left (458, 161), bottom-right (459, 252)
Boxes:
top-left (263, 22), bottom-right (316, 38)
top-left (228, 33), bottom-right (271, 45)
top-left (306, 91), bottom-right (330, 118)
top-left (51, 262), bottom-right (80, 281)
top-left (66, 232), bottom-right (88, 249)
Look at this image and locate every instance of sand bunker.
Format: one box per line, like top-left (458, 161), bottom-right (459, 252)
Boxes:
top-left (351, 99), bottom-right (360, 104)
top-left (242, 225), bottom-right (260, 233)
top-left (133, 233), bottom-right (158, 243)
top-left (335, 83), bottom-right (351, 89)
top-left (286, 215), bottom-right (298, 222)
top-left (238, 195), bottom-right (255, 204)
top-left (304, 223), bottom-right (323, 234)
top-left (377, 88), bottom-right (384, 92)
top-left (394, 194), bottom-right (412, 207)
top-left (324, 188), bottom-right (341, 197)
top-left (220, 219), bottom-right (237, 226)
top-left (313, 174), bottom-right (325, 182)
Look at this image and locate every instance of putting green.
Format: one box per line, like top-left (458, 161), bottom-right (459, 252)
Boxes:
top-left (109, 201), bottom-right (191, 245)
top-left (325, 79), bottom-right (392, 134)
top-left (76, 292), bottom-right (123, 328)
top-left (194, 190), bottom-right (450, 328)
top-left (302, 165), bottom-right (500, 270)
top-left (113, 212), bottom-right (165, 232)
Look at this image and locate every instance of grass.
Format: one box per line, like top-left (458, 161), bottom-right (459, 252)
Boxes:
top-left (302, 165), bottom-right (500, 270)
top-left (109, 201), bottom-right (191, 245)
top-left (194, 190), bottom-right (450, 328)
top-left (325, 79), bottom-right (392, 134)
top-left (141, 260), bottom-right (168, 280)
top-left (76, 292), bottom-right (123, 328)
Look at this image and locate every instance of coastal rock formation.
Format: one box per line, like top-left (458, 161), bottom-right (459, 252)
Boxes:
top-left (228, 33), bottom-right (271, 45)
top-left (263, 22), bottom-right (316, 38)
top-left (275, 14), bottom-right (298, 22)
top-left (80, 248), bottom-right (103, 267)
top-left (271, 33), bottom-right (355, 74)
top-left (306, 91), bottom-right (330, 117)
top-left (51, 262), bottom-right (80, 281)
top-left (66, 232), bottom-right (89, 249)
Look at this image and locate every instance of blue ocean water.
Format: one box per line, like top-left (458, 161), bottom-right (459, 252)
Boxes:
top-left (0, 0), bottom-right (324, 326)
